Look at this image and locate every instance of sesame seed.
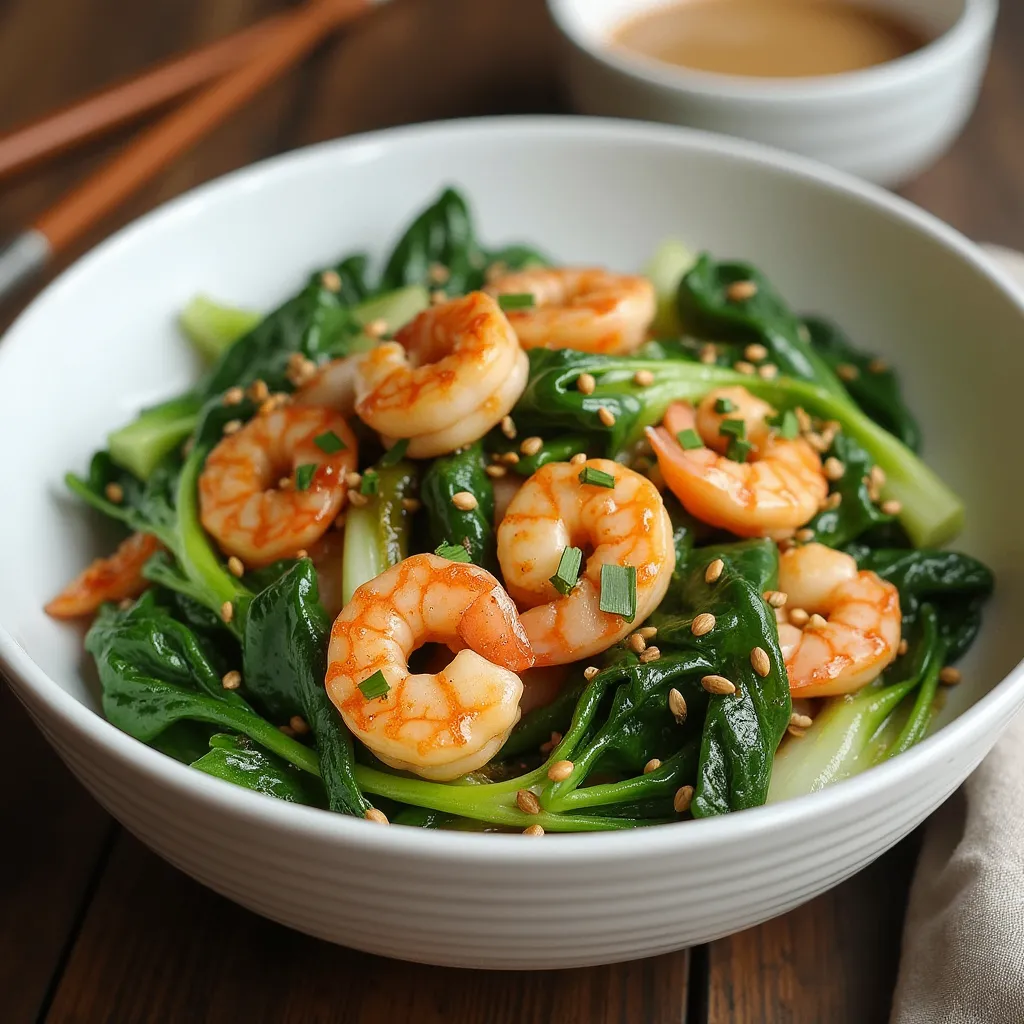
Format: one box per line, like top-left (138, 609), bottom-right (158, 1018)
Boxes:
top-left (788, 608), bottom-right (810, 627)
top-left (583, 666), bottom-right (599, 681)
top-left (428, 262), bottom-right (450, 284)
top-left (744, 343), bottom-right (768, 362)
top-left (824, 457), bottom-right (845, 481)
top-left (452, 491), bottom-right (478, 511)
top-left (516, 789), bottom-right (541, 815)
top-left (824, 492), bottom-right (842, 511)
top-left (868, 358), bottom-right (888, 374)
top-left (691, 612), bottom-right (716, 637)
top-left (223, 419), bottom-right (242, 436)
top-left (520, 436), bottom-right (543, 457)
top-left (104, 482), bottom-right (124, 504)
top-left (248, 380), bottom-right (269, 402)
top-left (806, 431), bottom-right (828, 453)
top-left (639, 646), bottom-right (661, 663)
top-left (758, 363), bottom-right (779, 380)
top-left (430, 290), bottom-right (447, 305)
top-left (597, 406), bottom-right (616, 427)
top-left (286, 353), bottom-right (317, 386)
top-left (547, 760), bottom-right (574, 782)
top-left (348, 491), bottom-right (369, 508)
top-left (289, 715), bottom-right (310, 735)
top-left (699, 344), bottom-right (718, 365)
top-left (787, 726), bottom-right (807, 739)
top-left (401, 498), bottom-right (422, 513)
top-left (705, 558), bottom-right (725, 583)
top-left (364, 318), bottom-right (388, 339)
top-left (870, 465), bottom-right (887, 490)
top-left (673, 785), bottom-right (695, 814)
top-left (750, 647), bottom-right (771, 678)
top-left (501, 415), bottom-right (517, 439)
top-left (668, 688), bottom-right (687, 723)
top-left (500, 451), bottom-right (521, 465)
top-left (777, 537), bottom-right (794, 553)
top-left (701, 674), bottom-right (736, 695)
top-left (345, 471), bottom-right (362, 489)
top-left (638, 625), bottom-right (658, 639)
top-left (734, 360), bottom-right (756, 376)
top-left (260, 394), bottom-right (289, 416)
top-left (220, 601), bottom-right (234, 623)
top-left (764, 590), bottom-right (787, 608)
top-left (628, 632), bottom-right (647, 654)
top-left (569, 452), bottom-right (587, 466)
top-left (224, 386), bottom-right (244, 406)
top-left (790, 712), bottom-right (814, 729)
top-left (806, 613), bottom-right (828, 631)
top-left (576, 372), bottom-right (597, 395)
top-left (881, 499), bottom-right (903, 516)
top-left (837, 363), bottom-right (860, 382)
top-left (522, 824), bottom-right (545, 837)
top-left (320, 270), bottom-right (342, 292)
top-left (278, 724), bottom-right (296, 737)
top-left (227, 556), bottom-right (245, 578)
top-left (633, 369), bottom-right (655, 387)
top-left (795, 528), bottom-right (815, 543)
top-left (485, 464), bottom-right (507, 479)
top-left (221, 670), bottom-right (242, 690)
top-left (726, 280), bottom-right (758, 302)
top-left (295, 548), bottom-right (308, 560)
top-left (898, 638), bottom-right (909, 656)
top-left (364, 808), bottom-right (389, 825)
top-left (940, 666), bottom-right (962, 685)
top-left (643, 758), bottom-right (662, 774)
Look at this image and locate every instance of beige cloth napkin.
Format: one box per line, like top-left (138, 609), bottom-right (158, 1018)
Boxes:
top-left (891, 244), bottom-right (1024, 1024)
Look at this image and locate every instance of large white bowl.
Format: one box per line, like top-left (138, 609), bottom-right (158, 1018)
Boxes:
top-left (2, 118), bottom-right (1022, 970)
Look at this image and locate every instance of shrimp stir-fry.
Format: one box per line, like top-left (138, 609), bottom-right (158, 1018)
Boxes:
top-left (326, 554), bottom-right (533, 780)
top-left (199, 405), bottom-right (357, 568)
top-left (356, 292), bottom-right (529, 458)
top-left (648, 388), bottom-right (828, 540)
top-left (777, 543), bottom-right (902, 697)
top-left (487, 267), bottom-right (655, 354)
top-left (497, 459), bottom-right (675, 666)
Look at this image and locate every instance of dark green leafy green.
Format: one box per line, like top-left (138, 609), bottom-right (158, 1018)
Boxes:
top-left (192, 735), bottom-right (326, 806)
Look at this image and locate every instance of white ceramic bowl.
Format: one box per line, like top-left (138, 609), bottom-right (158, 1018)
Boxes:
top-left (2, 118), bottom-right (1022, 969)
top-left (549, 0), bottom-right (997, 187)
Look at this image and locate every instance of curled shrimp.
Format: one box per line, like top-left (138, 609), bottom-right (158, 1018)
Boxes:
top-left (326, 554), bottom-right (534, 780)
top-left (45, 532), bottom-right (161, 619)
top-left (355, 292), bottom-right (528, 458)
top-left (777, 543), bottom-right (901, 698)
top-left (496, 459), bottom-right (675, 666)
top-left (647, 388), bottom-right (827, 539)
top-left (487, 267), bottom-right (656, 354)
top-left (199, 405), bottom-right (357, 568)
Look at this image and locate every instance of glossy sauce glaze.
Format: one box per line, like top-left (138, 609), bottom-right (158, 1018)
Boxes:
top-left (612, 0), bottom-right (930, 79)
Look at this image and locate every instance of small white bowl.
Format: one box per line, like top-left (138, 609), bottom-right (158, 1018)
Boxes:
top-left (548, 0), bottom-right (997, 187)
top-left (2, 118), bottom-right (1023, 969)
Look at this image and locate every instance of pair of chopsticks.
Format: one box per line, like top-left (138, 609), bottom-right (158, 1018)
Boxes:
top-left (0, 0), bottom-right (377, 305)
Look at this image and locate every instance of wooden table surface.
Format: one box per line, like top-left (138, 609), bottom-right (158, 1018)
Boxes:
top-left (2, 2), bottom-right (1022, 1021)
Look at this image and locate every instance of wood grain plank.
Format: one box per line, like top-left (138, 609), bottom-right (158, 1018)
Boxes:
top-left (44, 831), bottom-right (688, 1024)
top-left (0, 682), bottom-right (113, 1024)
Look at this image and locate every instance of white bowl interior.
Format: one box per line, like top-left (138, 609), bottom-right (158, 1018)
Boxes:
top-left (1, 118), bottom-right (1021, 760)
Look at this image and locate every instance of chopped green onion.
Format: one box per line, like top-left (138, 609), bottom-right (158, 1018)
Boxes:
top-left (599, 564), bottom-right (637, 622)
top-left (295, 464), bottom-right (317, 491)
top-left (676, 429), bottom-right (704, 450)
top-left (549, 546), bottom-right (583, 596)
top-left (727, 438), bottom-right (754, 463)
top-left (578, 466), bottom-right (616, 489)
top-left (313, 430), bottom-right (346, 454)
top-left (435, 541), bottom-right (472, 563)
top-left (379, 438), bottom-right (409, 467)
top-left (714, 397), bottom-right (736, 414)
top-left (719, 418), bottom-right (746, 439)
top-left (358, 670), bottom-right (391, 700)
top-left (776, 410), bottom-right (799, 440)
top-left (360, 471), bottom-right (379, 497)
top-left (497, 293), bottom-right (535, 311)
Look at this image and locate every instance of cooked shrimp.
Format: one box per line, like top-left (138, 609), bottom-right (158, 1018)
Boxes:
top-left (356, 292), bottom-right (527, 458)
top-left (487, 267), bottom-right (656, 354)
top-left (496, 459), bottom-right (675, 666)
top-left (199, 405), bottom-right (357, 568)
top-left (293, 355), bottom-right (359, 415)
top-left (694, 386), bottom-right (775, 456)
top-left (648, 390), bottom-right (827, 539)
top-left (45, 532), bottom-right (161, 619)
top-left (326, 554), bottom-right (534, 780)
top-left (777, 543), bottom-right (901, 698)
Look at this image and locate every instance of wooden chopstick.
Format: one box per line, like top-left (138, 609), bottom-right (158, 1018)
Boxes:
top-left (35, 0), bottom-right (370, 255)
top-left (0, 10), bottom-right (291, 183)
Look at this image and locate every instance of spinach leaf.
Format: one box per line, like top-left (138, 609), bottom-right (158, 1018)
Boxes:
top-left (484, 432), bottom-right (591, 476)
top-left (803, 316), bottom-right (922, 452)
top-left (192, 735), bottom-right (326, 806)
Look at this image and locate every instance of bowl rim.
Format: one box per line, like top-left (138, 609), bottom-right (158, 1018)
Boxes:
top-left (2, 114), bottom-right (1023, 864)
top-left (547, 0), bottom-right (998, 102)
